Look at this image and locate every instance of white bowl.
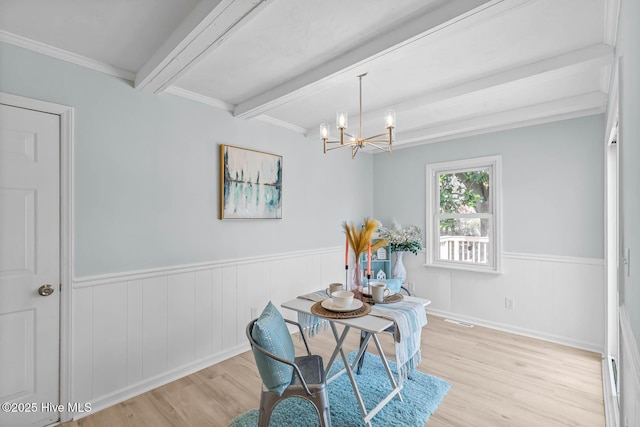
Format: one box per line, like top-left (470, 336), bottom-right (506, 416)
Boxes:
top-left (331, 290), bottom-right (354, 308)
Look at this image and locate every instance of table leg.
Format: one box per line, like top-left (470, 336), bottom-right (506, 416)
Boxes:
top-left (356, 330), bottom-right (367, 374)
top-left (322, 322), bottom-right (404, 427)
top-left (326, 322), bottom-right (372, 427)
top-left (371, 333), bottom-right (404, 402)
top-left (325, 323), bottom-right (351, 381)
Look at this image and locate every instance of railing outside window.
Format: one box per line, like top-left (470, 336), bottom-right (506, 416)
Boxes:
top-left (439, 236), bottom-right (489, 264)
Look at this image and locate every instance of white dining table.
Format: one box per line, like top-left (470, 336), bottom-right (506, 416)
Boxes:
top-left (281, 295), bottom-right (431, 427)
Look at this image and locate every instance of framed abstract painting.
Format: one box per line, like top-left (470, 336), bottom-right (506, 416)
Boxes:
top-left (220, 144), bottom-right (283, 219)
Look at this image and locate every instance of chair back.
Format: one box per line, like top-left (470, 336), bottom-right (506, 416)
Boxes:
top-left (247, 302), bottom-right (295, 395)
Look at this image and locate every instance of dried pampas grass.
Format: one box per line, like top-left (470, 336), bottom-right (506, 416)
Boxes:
top-left (343, 218), bottom-right (388, 258)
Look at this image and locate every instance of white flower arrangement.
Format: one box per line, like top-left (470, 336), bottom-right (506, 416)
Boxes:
top-left (379, 222), bottom-right (422, 254)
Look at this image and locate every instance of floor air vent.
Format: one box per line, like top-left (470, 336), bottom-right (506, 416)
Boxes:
top-left (444, 318), bottom-right (475, 328)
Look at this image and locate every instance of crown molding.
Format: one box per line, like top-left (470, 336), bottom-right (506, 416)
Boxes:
top-left (0, 30), bottom-right (135, 81)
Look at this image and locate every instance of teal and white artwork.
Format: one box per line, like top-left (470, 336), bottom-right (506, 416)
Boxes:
top-left (220, 145), bottom-right (282, 219)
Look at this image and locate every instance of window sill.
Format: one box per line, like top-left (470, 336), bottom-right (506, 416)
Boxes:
top-left (423, 261), bottom-right (503, 275)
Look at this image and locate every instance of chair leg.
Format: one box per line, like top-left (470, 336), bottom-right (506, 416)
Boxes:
top-left (259, 388), bottom-right (331, 427)
top-left (258, 390), bottom-right (280, 427)
top-left (310, 388), bottom-right (332, 427)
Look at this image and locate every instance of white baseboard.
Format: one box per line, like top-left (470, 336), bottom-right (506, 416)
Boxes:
top-left (426, 308), bottom-right (603, 354)
top-left (72, 343), bottom-right (249, 420)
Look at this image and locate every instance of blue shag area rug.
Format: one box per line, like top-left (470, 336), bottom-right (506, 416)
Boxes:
top-left (230, 351), bottom-right (450, 426)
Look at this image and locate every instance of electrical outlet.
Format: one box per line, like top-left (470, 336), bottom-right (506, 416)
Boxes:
top-left (505, 297), bottom-right (514, 310)
top-left (250, 307), bottom-right (258, 319)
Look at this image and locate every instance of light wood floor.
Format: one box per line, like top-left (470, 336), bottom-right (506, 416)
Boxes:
top-left (62, 315), bottom-right (605, 426)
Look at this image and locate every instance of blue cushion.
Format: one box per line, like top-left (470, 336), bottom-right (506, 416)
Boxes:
top-left (375, 278), bottom-right (403, 293)
top-left (251, 302), bottom-right (295, 395)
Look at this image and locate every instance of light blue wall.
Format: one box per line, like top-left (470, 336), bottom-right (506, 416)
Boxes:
top-left (373, 115), bottom-right (605, 259)
top-left (0, 42), bottom-right (374, 277)
top-left (618, 0), bottom-right (640, 353)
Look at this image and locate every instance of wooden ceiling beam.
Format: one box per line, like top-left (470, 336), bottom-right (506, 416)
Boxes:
top-left (135, 0), bottom-right (271, 94)
top-left (395, 91), bottom-right (608, 146)
top-left (233, 0), bottom-right (534, 120)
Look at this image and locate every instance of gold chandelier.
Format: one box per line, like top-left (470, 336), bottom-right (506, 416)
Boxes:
top-left (320, 73), bottom-right (395, 159)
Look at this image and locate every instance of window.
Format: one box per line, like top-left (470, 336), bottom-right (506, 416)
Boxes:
top-left (426, 156), bottom-right (502, 273)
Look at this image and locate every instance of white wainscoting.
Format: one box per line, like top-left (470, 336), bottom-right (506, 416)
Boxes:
top-left (71, 247), bottom-right (344, 416)
top-left (402, 251), bottom-right (605, 353)
top-left (620, 307), bottom-right (640, 427)
top-left (70, 248), bottom-right (607, 418)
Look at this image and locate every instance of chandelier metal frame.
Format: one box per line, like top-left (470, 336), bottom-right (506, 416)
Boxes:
top-left (320, 73), bottom-right (395, 159)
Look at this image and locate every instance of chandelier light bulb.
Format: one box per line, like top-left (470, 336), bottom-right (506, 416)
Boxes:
top-left (336, 111), bottom-right (348, 129)
top-left (320, 123), bottom-right (330, 139)
top-left (385, 110), bottom-right (396, 128)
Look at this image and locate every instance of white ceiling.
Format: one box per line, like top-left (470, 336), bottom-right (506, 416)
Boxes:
top-left (0, 0), bottom-right (616, 149)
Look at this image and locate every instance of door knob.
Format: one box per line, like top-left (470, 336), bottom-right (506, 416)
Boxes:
top-left (38, 284), bottom-right (54, 296)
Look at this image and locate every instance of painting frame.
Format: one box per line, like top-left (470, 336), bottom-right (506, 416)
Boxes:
top-left (219, 144), bottom-right (283, 220)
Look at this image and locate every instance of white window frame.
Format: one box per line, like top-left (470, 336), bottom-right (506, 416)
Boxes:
top-left (426, 155), bottom-right (502, 274)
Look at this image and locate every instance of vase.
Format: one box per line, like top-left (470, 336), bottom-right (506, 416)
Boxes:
top-left (350, 258), bottom-right (364, 300)
top-left (392, 251), bottom-right (407, 283)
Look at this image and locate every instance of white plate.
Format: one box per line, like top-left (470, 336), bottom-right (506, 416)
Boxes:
top-left (321, 298), bottom-right (364, 312)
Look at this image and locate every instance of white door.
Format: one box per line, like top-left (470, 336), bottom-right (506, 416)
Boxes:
top-left (0, 104), bottom-right (60, 426)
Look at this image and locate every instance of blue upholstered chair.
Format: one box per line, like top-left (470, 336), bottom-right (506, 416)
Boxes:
top-left (247, 302), bottom-right (331, 427)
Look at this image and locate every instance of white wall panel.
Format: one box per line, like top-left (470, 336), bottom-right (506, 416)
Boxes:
top-left (126, 279), bottom-right (143, 385)
top-left (71, 287), bottom-right (93, 403)
top-left (550, 262), bottom-right (604, 347)
top-left (142, 276), bottom-right (168, 379)
top-left (265, 258), bottom-right (286, 317)
top-left (521, 259), bottom-right (554, 334)
top-left (211, 268), bottom-right (224, 355)
top-left (408, 252), bottom-right (605, 352)
top-left (237, 262), bottom-right (263, 339)
top-left (92, 282), bottom-right (128, 398)
top-left (221, 266), bottom-right (238, 350)
top-left (194, 270), bottom-right (213, 359)
top-left (168, 272), bottom-right (196, 370)
top-left (71, 247), bottom-right (344, 414)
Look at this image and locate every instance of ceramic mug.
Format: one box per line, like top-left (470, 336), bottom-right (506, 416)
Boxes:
top-left (331, 291), bottom-right (354, 308)
top-left (370, 282), bottom-right (391, 303)
top-left (326, 282), bottom-right (344, 296)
